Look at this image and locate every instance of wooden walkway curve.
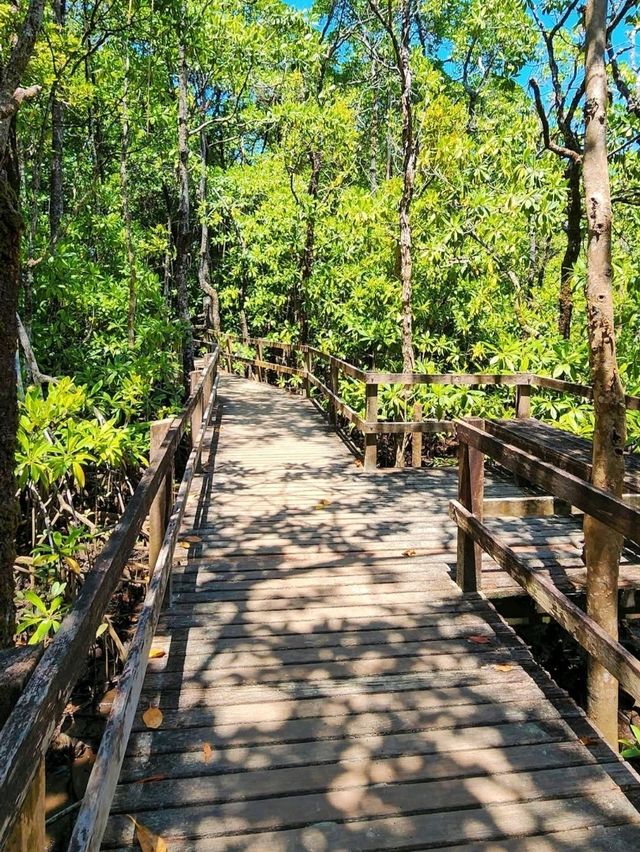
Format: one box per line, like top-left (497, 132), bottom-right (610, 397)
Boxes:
top-left (104, 375), bottom-right (640, 850)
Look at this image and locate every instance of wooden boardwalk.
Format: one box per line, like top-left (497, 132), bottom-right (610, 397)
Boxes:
top-left (104, 376), bottom-right (640, 849)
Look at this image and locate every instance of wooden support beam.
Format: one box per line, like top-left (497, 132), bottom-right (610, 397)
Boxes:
top-left (149, 418), bottom-right (174, 571)
top-left (515, 383), bottom-right (532, 418)
top-left (456, 420), bottom-right (484, 593)
top-left (304, 348), bottom-right (311, 398)
top-left (412, 403), bottom-right (423, 468)
top-left (364, 383), bottom-right (378, 471)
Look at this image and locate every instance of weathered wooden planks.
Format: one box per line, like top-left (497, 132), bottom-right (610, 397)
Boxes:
top-left (105, 376), bottom-right (640, 850)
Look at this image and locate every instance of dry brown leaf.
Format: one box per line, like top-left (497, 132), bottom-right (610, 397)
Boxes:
top-left (354, 459), bottom-right (363, 467)
top-left (148, 648), bottom-right (166, 659)
top-left (142, 707), bottom-right (163, 729)
top-left (180, 535), bottom-right (202, 543)
top-left (579, 735), bottom-right (599, 746)
top-left (467, 635), bottom-right (491, 645)
top-left (494, 663), bottom-right (514, 672)
top-left (203, 743), bottom-right (214, 763)
top-left (128, 816), bottom-right (167, 852)
top-left (314, 499), bottom-right (332, 510)
top-left (402, 548), bottom-right (417, 557)
top-left (134, 774), bottom-right (169, 785)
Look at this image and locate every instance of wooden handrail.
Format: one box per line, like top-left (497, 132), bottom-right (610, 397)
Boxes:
top-left (0, 348), bottom-right (220, 846)
top-left (219, 330), bottom-right (640, 472)
top-left (450, 499), bottom-right (640, 702)
top-left (68, 370), bottom-right (220, 850)
top-left (455, 418), bottom-right (640, 546)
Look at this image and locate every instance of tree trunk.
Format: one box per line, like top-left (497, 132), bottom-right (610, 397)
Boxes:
top-left (583, 0), bottom-right (627, 748)
top-left (297, 150), bottom-right (320, 345)
top-left (175, 30), bottom-right (194, 386)
top-left (369, 58), bottom-right (379, 192)
top-left (558, 161), bottom-right (582, 339)
top-left (50, 0), bottom-right (65, 241)
top-left (0, 123), bottom-right (21, 648)
top-left (398, 2), bottom-right (416, 373)
top-left (121, 1), bottom-right (136, 348)
top-left (197, 127), bottom-right (220, 335)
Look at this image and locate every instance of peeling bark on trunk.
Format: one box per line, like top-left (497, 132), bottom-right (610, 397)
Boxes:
top-left (197, 127), bottom-right (220, 335)
top-left (583, 0), bottom-right (627, 747)
top-left (558, 161), bottom-right (582, 339)
top-left (175, 31), bottom-right (194, 387)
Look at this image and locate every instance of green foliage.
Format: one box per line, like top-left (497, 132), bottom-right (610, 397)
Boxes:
top-left (620, 725), bottom-right (640, 760)
top-left (16, 583), bottom-right (69, 645)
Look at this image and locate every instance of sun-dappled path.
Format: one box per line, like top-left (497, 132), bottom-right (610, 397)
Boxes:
top-left (103, 375), bottom-right (640, 850)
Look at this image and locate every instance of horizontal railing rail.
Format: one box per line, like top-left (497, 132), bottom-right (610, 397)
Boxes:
top-left (449, 416), bottom-right (640, 724)
top-left (0, 348), bottom-right (220, 847)
top-left (218, 332), bottom-right (640, 469)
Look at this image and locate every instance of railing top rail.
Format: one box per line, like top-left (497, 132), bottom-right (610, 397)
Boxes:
top-left (221, 330), bottom-right (640, 410)
top-left (0, 348), bottom-right (219, 844)
top-left (455, 417), bottom-right (640, 545)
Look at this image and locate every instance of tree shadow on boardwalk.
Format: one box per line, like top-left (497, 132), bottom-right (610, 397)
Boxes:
top-left (102, 377), bottom-right (640, 850)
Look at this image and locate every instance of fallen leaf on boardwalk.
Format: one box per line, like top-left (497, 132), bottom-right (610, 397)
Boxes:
top-left (148, 648), bottom-right (166, 659)
top-left (180, 535), bottom-right (202, 543)
top-left (579, 735), bottom-right (599, 746)
top-left (493, 663), bottom-right (514, 672)
top-left (402, 549), bottom-right (417, 557)
top-left (142, 707), bottom-right (163, 729)
top-left (128, 816), bottom-right (167, 851)
top-left (134, 774), bottom-right (168, 785)
top-left (203, 743), bottom-right (214, 763)
top-left (314, 499), bottom-right (331, 510)
top-left (354, 459), bottom-right (363, 467)
top-left (467, 635), bottom-right (491, 645)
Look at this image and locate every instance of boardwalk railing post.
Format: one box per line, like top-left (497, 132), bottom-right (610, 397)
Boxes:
top-left (456, 419), bottom-right (485, 592)
top-left (190, 370), bottom-right (203, 444)
top-left (329, 358), bottom-right (339, 425)
top-left (225, 337), bottom-right (233, 373)
top-left (149, 418), bottom-right (174, 570)
top-left (515, 382), bottom-right (531, 418)
top-left (0, 648), bottom-right (45, 852)
top-left (364, 382), bottom-right (378, 470)
top-left (412, 402), bottom-right (422, 468)
top-left (304, 346), bottom-right (311, 398)
top-left (257, 341), bottom-right (264, 383)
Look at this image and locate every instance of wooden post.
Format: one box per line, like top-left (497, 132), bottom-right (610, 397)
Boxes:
top-left (456, 419), bottom-right (485, 592)
top-left (1, 647), bottom-right (45, 852)
top-left (329, 359), bottom-right (339, 426)
top-left (190, 370), bottom-right (203, 445)
top-left (256, 341), bottom-right (264, 383)
top-left (412, 402), bottom-right (423, 468)
top-left (304, 347), bottom-right (311, 398)
top-left (149, 418), bottom-right (173, 570)
top-left (515, 383), bottom-right (531, 418)
top-left (364, 382), bottom-right (378, 471)
top-left (225, 337), bottom-right (233, 373)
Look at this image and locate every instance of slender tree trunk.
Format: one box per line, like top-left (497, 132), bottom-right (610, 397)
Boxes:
top-left (298, 150), bottom-right (321, 345)
top-left (50, 0), bottom-right (65, 241)
top-left (121, 1), bottom-right (136, 348)
top-left (0, 0), bottom-right (45, 648)
top-left (369, 58), bottom-right (379, 192)
top-left (197, 127), bottom-right (220, 335)
top-left (398, 3), bottom-right (416, 373)
top-left (175, 29), bottom-right (194, 386)
top-left (559, 162), bottom-right (582, 339)
top-left (583, 0), bottom-right (626, 747)
top-left (0, 122), bottom-right (20, 648)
